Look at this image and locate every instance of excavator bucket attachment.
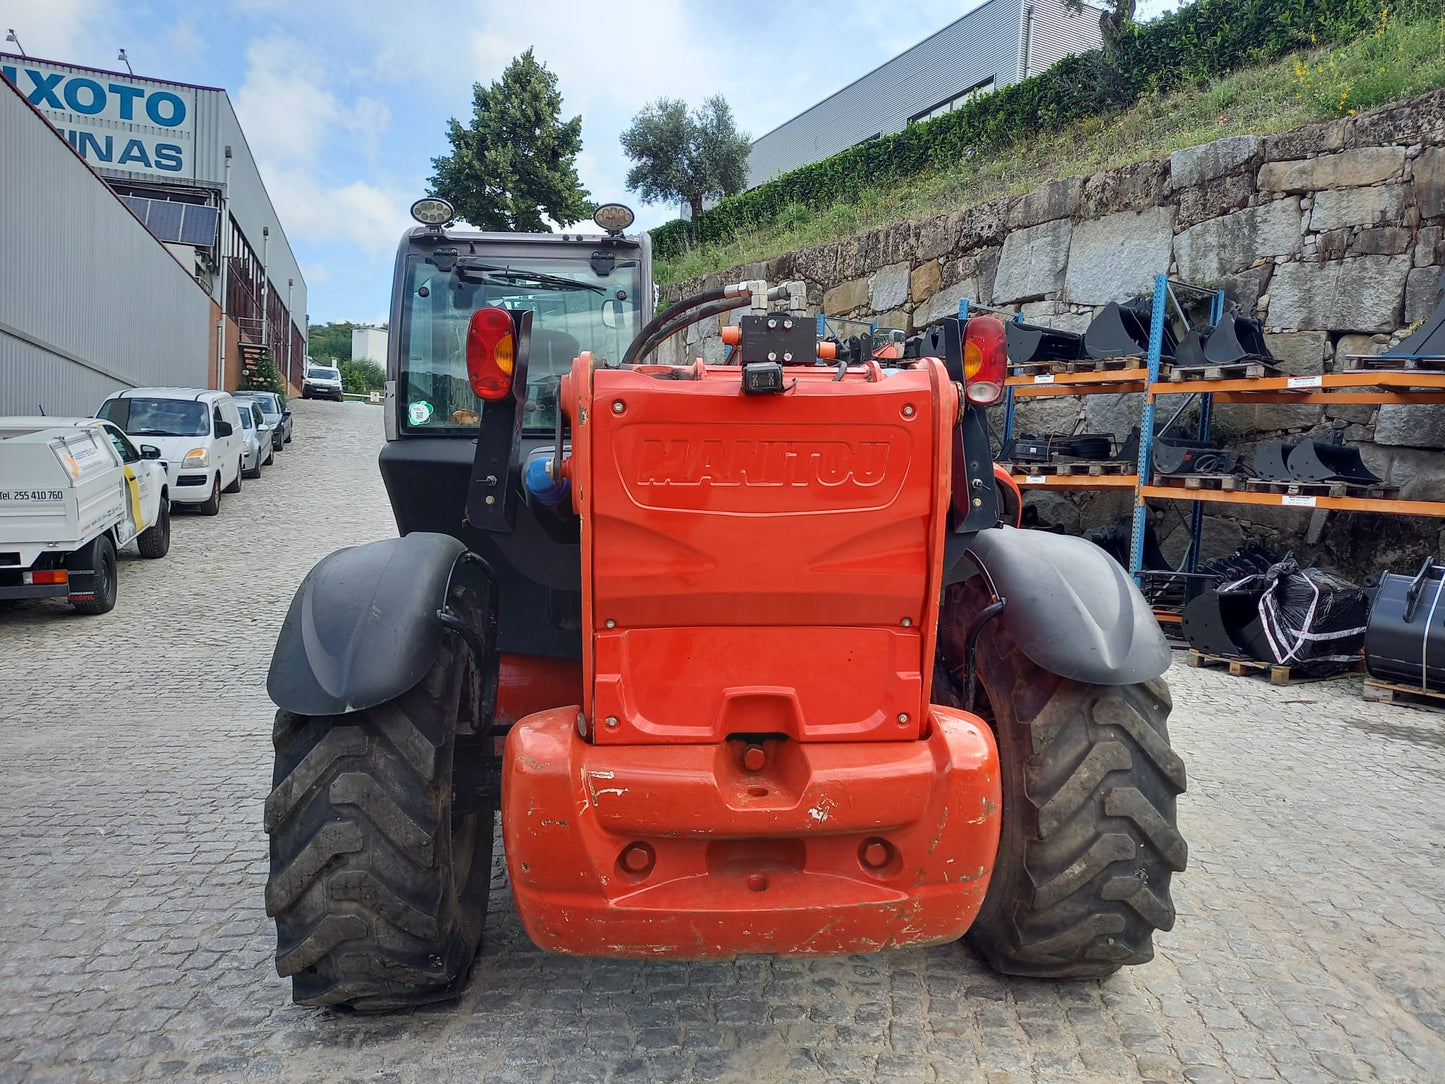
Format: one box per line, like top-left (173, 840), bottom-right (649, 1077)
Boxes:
top-left (1251, 440), bottom-right (1298, 482)
top-left (1382, 282), bottom-right (1445, 362)
top-left (1084, 301), bottom-right (1176, 360)
top-left (1181, 590), bottom-right (1243, 656)
top-left (1286, 439), bottom-right (1382, 485)
top-left (1202, 313), bottom-right (1271, 364)
top-left (1175, 327), bottom-right (1209, 368)
top-left (1005, 321), bottom-right (1086, 365)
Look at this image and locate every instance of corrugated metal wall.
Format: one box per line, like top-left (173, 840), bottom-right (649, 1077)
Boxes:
top-left (1023, 0), bottom-right (1105, 78)
top-left (0, 80), bottom-right (213, 417)
top-left (747, 0), bottom-right (1103, 186)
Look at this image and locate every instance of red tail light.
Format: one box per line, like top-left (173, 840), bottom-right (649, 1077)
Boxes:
top-left (23, 569), bottom-right (68, 585)
top-left (466, 307), bottom-right (517, 401)
top-left (962, 316), bottom-right (1007, 405)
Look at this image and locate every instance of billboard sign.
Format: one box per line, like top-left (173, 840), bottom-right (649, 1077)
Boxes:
top-left (1, 59), bottom-right (194, 179)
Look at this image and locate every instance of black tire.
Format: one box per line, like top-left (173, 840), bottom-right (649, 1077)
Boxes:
top-left (198, 475), bottom-right (222, 516)
top-left (137, 499), bottom-right (170, 559)
top-left (264, 634), bottom-right (492, 1010)
top-left (265, 444), bottom-right (276, 465)
top-left (939, 578), bottom-right (1187, 978)
top-left (70, 534), bottom-right (117, 615)
top-left (225, 462), bottom-right (243, 493)
top-left (244, 456), bottom-right (262, 480)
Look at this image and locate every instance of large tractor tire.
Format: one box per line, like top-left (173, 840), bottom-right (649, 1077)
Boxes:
top-left (264, 635), bottom-right (492, 1010)
top-left (939, 579), bottom-right (1187, 978)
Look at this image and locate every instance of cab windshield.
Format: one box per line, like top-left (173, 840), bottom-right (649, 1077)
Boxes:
top-left (398, 252), bottom-right (643, 433)
top-left (98, 397), bottom-right (209, 437)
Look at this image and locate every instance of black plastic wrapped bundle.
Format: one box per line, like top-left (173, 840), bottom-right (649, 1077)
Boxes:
top-left (1217, 557), bottom-right (1369, 676)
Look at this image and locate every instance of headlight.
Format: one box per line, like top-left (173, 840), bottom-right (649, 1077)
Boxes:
top-left (182, 448), bottom-right (209, 467)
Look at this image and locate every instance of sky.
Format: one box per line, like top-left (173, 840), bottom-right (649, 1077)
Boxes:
top-left (1, 0), bottom-right (1177, 326)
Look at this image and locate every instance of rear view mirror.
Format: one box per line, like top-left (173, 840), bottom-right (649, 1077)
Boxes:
top-left (216, 420), bottom-right (233, 437)
top-left (139, 445), bottom-right (161, 459)
top-left (601, 298), bottom-right (626, 330)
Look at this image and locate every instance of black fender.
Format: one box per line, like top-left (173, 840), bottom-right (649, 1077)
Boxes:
top-left (267, 532), bottom-right (492, 716)
top-left (948, 525), bottom-right (1170, 686)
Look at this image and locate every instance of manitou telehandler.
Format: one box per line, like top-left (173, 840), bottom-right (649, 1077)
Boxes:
top-left (263, 198), bottom-right (1186, 1010)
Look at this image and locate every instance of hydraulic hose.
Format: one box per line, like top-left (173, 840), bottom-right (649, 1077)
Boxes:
top-left (620, 288), bottom-right (729, 367)
top-left (629, 296), bottom-right (754, 365)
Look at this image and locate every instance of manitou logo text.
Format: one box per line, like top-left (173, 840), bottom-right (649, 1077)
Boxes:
top-left (636, 438), bottom-right (892, 487)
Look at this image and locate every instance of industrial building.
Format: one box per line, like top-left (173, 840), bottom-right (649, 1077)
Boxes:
top-left (0, 54), bottom-right (306, 415)
top-left (747, 0), bottom-right (1105, 186)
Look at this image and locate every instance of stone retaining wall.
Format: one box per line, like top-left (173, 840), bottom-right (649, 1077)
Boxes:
top-left (660, 90), bottom-right (1445, 573)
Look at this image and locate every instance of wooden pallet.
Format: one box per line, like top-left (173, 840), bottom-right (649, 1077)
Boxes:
top-left (1345, 354), bottom-right (1445, 372)
top-left (1243, 478), bottom-right (1397, 499)
top-left (1001, 459), bottom-right (1131, 476)
top-left (1186, 650), bottom-right (1364, 685)
top-left (1362, 678), bottom-right (1445, 712)
top-left (1151, 473), bottom-right (1243, 491)
top-left (1167, 360), bottom-right (1284, 382)
top-left (1009, 356), bottom-right (1137, 375)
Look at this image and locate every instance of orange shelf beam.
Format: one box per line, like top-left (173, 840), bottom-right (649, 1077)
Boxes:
top-left (1007, 368), bottom-right (1149, 396)
top-left (1150, 370), bottom-right (1445, 400)
top-left (1013, 473), bottom-right (1139, 489)
top-left (1141, 484), bottom-right (1445, 517)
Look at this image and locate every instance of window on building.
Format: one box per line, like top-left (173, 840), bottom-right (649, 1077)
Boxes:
top-left (909, 77), bottom-right (997, 124)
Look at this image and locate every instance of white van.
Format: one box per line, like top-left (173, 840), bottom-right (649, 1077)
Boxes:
top-left (97, 388), bottom-right (247, 515)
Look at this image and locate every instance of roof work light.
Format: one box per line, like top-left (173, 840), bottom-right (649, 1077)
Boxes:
top-left (410, 197), bottom-right (455, 228)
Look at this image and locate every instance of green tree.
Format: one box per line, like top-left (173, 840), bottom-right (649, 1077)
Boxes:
top-left (430, 49), bottom-right (590, 231)
top-left (620, 95), bottom-right (751, 223)
top-left (307, 321), bottom-right (356, 365)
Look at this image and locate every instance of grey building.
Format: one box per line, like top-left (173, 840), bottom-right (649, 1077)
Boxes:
top-left (747, 0), bottom-right (1104, 187)
top-left (1, 54), bottom-right (307, 394)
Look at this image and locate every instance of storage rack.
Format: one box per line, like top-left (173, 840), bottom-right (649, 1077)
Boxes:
top-left (1134, 273), bottom-right (1445, 586)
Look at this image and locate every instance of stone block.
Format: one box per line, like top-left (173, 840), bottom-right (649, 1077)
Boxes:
top-left (1414, 147), bottom-right (1445, 221)
top-left (1223, 265), bottom-right (1274, 315)
top-left (1170, 135), bottom-right (1261, 190)
top-left (874, 308), bottom-right (911, 333)
top-left (1375, 402), bottom-right (1445, 448)
top-left (1162, 515), bottom-right (1245, 568)
top-left (1260, 147), bottom-right (1405, 194)
top-left (1176, 172), bottom-right (1255, 230)
top-left (917, 212), bottom-right (961, 261)
top-left (1078, 489), bottom-right (1134, 530)
top-left (792, 242), bottom-right (838, 286)
top-left (877, 221), bottom-right (919, 268)
top-left (1212, 402), bottom-right (1322, 434)
top-left (1349, 87), bottom-right (1445, 149)
top-left (957, 197), bottom-right (1014, 251)
top-left (1417, 226), bottom-right (1443, 267)
top-left (868, 263), bottom-right (911, 312)
top-left (1064, 206), bottom-right (1174, 305)
top-left (1012, 395), bottom-right (1085, 435)
top-left (1317, 228), bottom-right (1350, 263)
top-left (1350, 227), bottom-right (1413, 257)
top-left (1080, 158), bottom-right (1170, 218)
top-left (1308, 185), bottom-right (1404, 232)
top-left (917, 279), bottom-right (979, 326)
top-left (910, 260), bottom-right (941, 305)
top-left (1266, 256), bottom-right (1410, 332)
top-left (1009, 176), bottom-right (1083, 229)
top-left (1335, 331), bottom-right (1385, 366)
top-left (1262, 118), bottom-right (1347, 161)
top-left (1084, 392), bottom-right (1143, 442)
top-left (993, 219), bottom-right (1072, 304)
top-left (1406, 267), bottom-right (1442, 324)
top-left (823, 277), bottom-right (870, 316)
top-left (1018, 300), bottom-right (1057, 320)
top-left (1262, 331), bottom-right (1327, 375)
top-left (836, 235), bottom-right (868, 279)
top-left (1382, 446), bottom-right (1445, 498)
top-left (1174, 198), bottom-right (1302, 282)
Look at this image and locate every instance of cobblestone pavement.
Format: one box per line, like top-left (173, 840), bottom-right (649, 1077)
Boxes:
top-left (1, 398), bottom-right (1443, 1084)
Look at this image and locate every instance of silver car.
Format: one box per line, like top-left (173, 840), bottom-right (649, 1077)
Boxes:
top-left (236, 399), bottom-right (274, 478)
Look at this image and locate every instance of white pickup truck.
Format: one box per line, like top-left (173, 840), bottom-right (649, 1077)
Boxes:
top-left (0, 417), bottom-right (171, 614)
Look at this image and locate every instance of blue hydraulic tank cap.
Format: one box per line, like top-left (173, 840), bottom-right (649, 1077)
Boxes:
top-left (525, 455), bottom-right (571, 505)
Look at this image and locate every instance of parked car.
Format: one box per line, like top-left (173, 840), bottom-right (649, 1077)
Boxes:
top-left (0, 416), bottom-right (170, 614)
top-left (302, 364), bottom-right (344, 401)
top-left (96, 388), bottom-right (246, 515)
top-left (235, 390), bottom-right (292, 449)
top-left (236, 399), bottom-right (274, 478)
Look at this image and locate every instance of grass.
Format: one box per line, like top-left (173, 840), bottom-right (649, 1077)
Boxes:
top-left (655, 13), bottom-right (1445, 286)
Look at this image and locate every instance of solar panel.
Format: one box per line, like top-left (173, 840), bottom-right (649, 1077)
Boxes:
top-left (145, 200), bottom-right (184, 242)
top-left (179, 205), bottom-right (219, 246)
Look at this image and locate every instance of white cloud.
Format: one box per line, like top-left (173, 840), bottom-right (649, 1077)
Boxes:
top-left (258, 164), bottom-right (415, 254)
top-left (0, 0), bottom-right (115, 64)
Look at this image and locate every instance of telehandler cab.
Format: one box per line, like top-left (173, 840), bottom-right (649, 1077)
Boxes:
top-left (264, 198), bottom-right (1186, 1010)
